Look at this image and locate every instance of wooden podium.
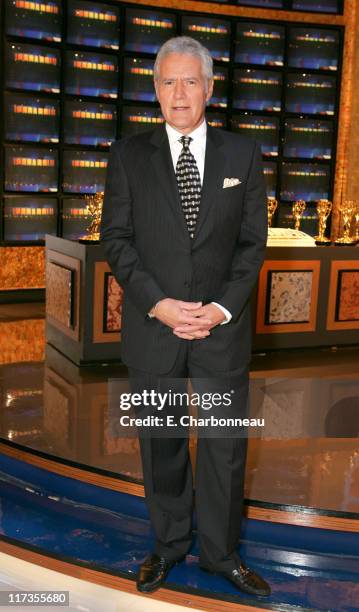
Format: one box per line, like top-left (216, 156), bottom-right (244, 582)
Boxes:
top-left (45, 236), bottom-right (359, 365)
top-left (45, 235), bottom-right (122, 365)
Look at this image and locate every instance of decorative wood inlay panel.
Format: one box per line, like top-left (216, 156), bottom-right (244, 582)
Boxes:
top-left (46, 262), bottom-right (73, 329)
top-left (327, 260), bottom-right (359, 330)
top-left (105, 273), bottom-right (122, 332)
top-left (331, 0), bottom-right (358, 238)
top-left (0, 247), bottom-right (45, 291)
top-left (268, 270), bottom-right (313, 324)
top-left (256, 260), bottom-right (320, 333)
top-left (45, 250), bottom-right (81, 341)
top-left (93, 262), bottom-right (122, 343)
top-left (338, 270), bottom-right (359, 321)
top-left (0, 320), bottom-right (45, 364)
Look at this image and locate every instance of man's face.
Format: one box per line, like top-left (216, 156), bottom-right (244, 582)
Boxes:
top-left (154, 52), bottom-right (213, 134)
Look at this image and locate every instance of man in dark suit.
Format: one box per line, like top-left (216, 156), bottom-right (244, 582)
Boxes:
top-left (100, 36), bottom-right (270, 597)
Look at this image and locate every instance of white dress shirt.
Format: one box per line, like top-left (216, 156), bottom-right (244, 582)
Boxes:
top-left (166, 119), bottom-right (206, 184)
top-left (149, 120), bottom-right (232, 325)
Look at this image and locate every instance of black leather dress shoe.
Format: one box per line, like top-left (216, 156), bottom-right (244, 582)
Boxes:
top-left (137, 553), bottom-right (184, 593)
top-left (200, 562), bottom-right (271, 597)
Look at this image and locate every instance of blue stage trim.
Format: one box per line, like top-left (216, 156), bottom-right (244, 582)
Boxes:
top-left (1, 453), bottom-right (358, 611)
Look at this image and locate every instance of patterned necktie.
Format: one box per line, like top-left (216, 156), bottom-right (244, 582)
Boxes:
top-left (175, 135), bottom-right (201, 239)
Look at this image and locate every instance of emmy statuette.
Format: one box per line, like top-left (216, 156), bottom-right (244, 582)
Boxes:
top-left (334, 200), bottom-right (356, 245)
top-left (267, 197), bottom-right (278, 228)
top-left (314, 199), bottom-right (332, 246)
top-left (292, 199), bottom-right (306, 231)
top-left (78, 192), bottom-right (104, 244)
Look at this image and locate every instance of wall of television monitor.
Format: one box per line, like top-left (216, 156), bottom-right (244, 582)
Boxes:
top-left (0, 0), bottom-right (344, 243)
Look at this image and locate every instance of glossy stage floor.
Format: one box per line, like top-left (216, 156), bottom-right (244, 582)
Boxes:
top-left (0, 303), bottom-right (358, 612)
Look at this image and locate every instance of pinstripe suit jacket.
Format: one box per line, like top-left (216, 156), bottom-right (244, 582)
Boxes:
top-left (100, 123), bottom-right (267, 374)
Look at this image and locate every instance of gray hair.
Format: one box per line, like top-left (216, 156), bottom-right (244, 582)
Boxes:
top-left (154, 36), bottom-right (213, 86)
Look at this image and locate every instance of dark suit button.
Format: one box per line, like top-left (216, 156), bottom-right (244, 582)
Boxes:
top-left (184, 281), bottom-right (190, 288)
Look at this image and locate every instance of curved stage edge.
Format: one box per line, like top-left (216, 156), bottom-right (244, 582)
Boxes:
top-left (0, 540), bottom-right (270, 612)
top-left (0, 440), bottom-right (358, 533)
top-left (1, 450), bottom-right (359, 612)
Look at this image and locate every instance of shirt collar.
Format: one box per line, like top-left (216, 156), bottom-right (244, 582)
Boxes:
top-left (165, 119), bottom-right (207, 146)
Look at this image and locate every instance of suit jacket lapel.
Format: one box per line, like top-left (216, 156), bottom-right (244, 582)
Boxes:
top-left (193, 124), bottom-right (226, 242)
top-left (149, 123), bottom-right (226, 244)
top-left (150, 124), bottom-right (190, 245)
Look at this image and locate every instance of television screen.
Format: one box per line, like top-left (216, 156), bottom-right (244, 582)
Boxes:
top-left (62, 150), bottom-right (109, 193)
top-left (285, 73), bottom-right (336, 115)
top-left (122, 57), bottom-right (156, 102)
top-left (263, 162), bottom-right (277, 198)
top-left (67, 0), bottom-right (120, 49)
top-left (62, 197), bottom-right (92, 240)
top-left (236, 0), bottom-right (283, 7)
top-left (181, 16), bottom-right (230, 62)
top-left (4, 93), bottom-right (59, 144)
top-left (5, 0), bottom-right (61, 42)
top-left (125, 7), bottom-right (176, 54)
top-left (64, 100), bottom-right (117, 146)
top-left (277, 204), bottom-right (318, 236)
top-left (235, 22), bottom-right (285, 66)
top-left (65, 50), bottom-right (118, 98)
top-left (5, 42), bottom-right (60, 93)
top-left (288, 27), bottom-right (340, 71)
top-left (233, 69), bottom-right (282, 112)
top-left (283, 118), bottom-right (333, 159)
top-left (5, 146), bottom-right (58, 192)
top-left (120, 106), bottom-right (163, 136)
top-left (231, 114), bottom-right (279, 157)
top-left (292, 0), bottom-right (338, 13)
top-left (206, 111), bottom-right (226, 130)
top-left (280, 162), bottom-right (330, 201)
top-left (3, 195), bottom-right (57, 241)
top-left (209, 67), bottom-right (228, 108)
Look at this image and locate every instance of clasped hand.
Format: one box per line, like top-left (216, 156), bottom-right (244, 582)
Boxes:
top-left (153, 298), bottom-right (225, 340)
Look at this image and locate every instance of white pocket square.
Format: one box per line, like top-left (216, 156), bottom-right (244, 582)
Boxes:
top-left (223, 177), bottom-right (242, 188)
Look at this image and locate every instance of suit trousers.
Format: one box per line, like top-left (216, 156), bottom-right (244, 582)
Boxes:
top-left (127, 339), bottom-right (249, 572)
